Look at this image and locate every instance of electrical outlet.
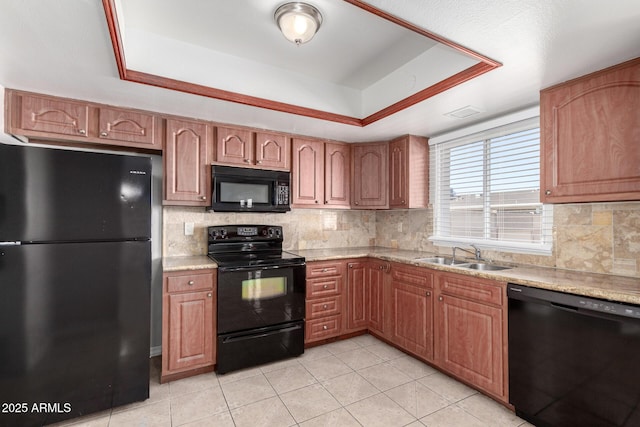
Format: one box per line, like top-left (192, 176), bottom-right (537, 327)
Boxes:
top-left (184, 222), bottom-right (194, 236)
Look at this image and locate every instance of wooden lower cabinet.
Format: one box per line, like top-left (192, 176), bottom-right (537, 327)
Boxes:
top-left (305, 260), bottom-right (346, 343)
top-left (435, 272), bottom-right (507, 401)
top-left (367, 260), bottom-right (387, 335)
top-left (162, 269), bottom-right (216, 382)
top-left (346, 261), bottom-right (368, 332)
top-left (389, 263), bottom-right (434, 361)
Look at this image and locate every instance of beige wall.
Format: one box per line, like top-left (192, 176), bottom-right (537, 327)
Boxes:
top-left (164, 201), bottom-right (639, 278)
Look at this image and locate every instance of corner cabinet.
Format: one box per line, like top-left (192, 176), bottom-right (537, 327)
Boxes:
top-left (389, 135), bottom-right (429, 209)
top-left (164, 118), bottom-right (211, 206)
top-left (345, 259), bottom-right (388, 334)
top-left (541, 57), bottom-right (640, 203)
top-left (352, 142), bottom-right (389, 209)
top-left (435, 272), bottom-right (507, 401)
top-left (161, 269), bottom-right (217, 383)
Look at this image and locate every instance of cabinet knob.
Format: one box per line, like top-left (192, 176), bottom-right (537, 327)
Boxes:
top-left (324, 201), bottom-right (328, 204)
top-left (322, 325), bottom-right (328, 330)
top-left (323, 284), bottom-right (328, 289)
top-left (100, 131), bottom-right (108, 137)
top-left (315, 200), bottom-right (319, 204)
top-left (348, 264), bottom-right (353, 268)
top-left (257, 160), bottom-right (262, 164)
top-left (244, 159), bottom-right (251, 163)
top-left (438, 296), bottom-right (443, 301)
top-left (78, 129), bottom-right (86, 135)
top-left (355, 201), bottom-right (359, 205)
top-left (545, 190), bottom-right (552, 195)
top-left (200, 196), bottom-right (206, 200)
top-left (426, 291), bottom-right (431, 296)
top-left (402, 200), bottom-right (405, 204)
top-left (323, 304), bottom-right (328, 309)
top-left (188, 280), bottom-right (194, 286)
top-left (207, 293), bottom-right (212, 298)
top-left (321, 268), bottom-right (328, 272)
top-left (379, 265), bottom-right (383, 270)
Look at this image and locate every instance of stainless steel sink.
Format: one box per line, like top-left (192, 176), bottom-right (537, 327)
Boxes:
top-left (415, 256), bottom-right (468, 266)
top-left (457, 263), bottom-right (511, 271)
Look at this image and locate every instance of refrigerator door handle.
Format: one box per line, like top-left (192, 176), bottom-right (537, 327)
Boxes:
top-left (0, 241), bottom-right (21, 246)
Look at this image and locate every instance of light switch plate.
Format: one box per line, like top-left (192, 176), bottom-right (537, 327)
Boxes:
top-left (184, 222), bottom-right (194, 236)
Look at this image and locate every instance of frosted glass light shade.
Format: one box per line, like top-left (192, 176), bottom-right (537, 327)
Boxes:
top-left (275, 2), bottom-right (323, 46)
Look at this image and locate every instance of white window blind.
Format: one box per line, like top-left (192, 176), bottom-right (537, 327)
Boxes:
top-left (430, 117), bottom-right (553, 254)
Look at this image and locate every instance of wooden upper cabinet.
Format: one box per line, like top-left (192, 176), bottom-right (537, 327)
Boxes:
top-left (255, 131), bottom-right (290, 170)
top-left (541, 57), bottom-right (640, 203)
top-left (324, 142), bottom-right (350, 208)
top-left (292, 138), bottom-right (325, 207)
top-left (5, 90), bottom-right (162, 150)
top-left (215, 126), bottom-right (290, 170)
top-left (389, 135), bottom-right (429, 209)
top-left (16, 93), bottom-right (89, 138)
top-left (352, 142), bottom-right (389, 209)
top-left (164, 118), bottom-right (211, 205)
top-left (216, 126), bottom-right (253, 166)
top-left (97, 107), bottom-right (160, 149)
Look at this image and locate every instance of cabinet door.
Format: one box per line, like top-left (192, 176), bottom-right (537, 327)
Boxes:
top-left (352, 143), bottom-right (389, 209)
top-left (324, 142), bottom-right (351, 208)
top-left (97, 107), bottom-right (159, 148)
top-left (389, 135), bottom-right (428, 209)
top-left (216, 126), bottom-right (253, 166)
top-left (346, 261), bottom-right (368, 331)
top-left (292, 138), bottom-right (324, 206)
top-left (19, 94), bottom-right (89, 138)
top-left (255, 132), bottom-right (290, 170)
top-left (390, 264), bottom-right (433, 360)
top-left (541, 58), bottom-right (640, 203)
top-left (166, 290), bottom-right (214, 372)
top-left (164, 119), bottom-right (210, 205)
top-left (435, 293), bottom-right (504, 399)
top-left (367, 261), bottom-right (386, 334)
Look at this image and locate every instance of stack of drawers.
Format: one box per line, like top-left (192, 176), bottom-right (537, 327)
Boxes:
top-left (304, 261), bottom-right (346, 343)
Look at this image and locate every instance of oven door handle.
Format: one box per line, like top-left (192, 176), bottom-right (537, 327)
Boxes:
top-left (219, 263), bottom-right (304, 272)
top-left (221, 324), bottom-right (303, 343)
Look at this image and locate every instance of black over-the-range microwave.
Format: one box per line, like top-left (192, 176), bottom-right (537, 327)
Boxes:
top-left (208, 165), bottom-right (291, 213)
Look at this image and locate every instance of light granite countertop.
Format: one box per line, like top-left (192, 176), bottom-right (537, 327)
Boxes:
top-left (163, 247), bottom-right (640, 305)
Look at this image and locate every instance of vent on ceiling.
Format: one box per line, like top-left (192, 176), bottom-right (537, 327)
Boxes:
top-left (444, 105), bottom-right (483, 119)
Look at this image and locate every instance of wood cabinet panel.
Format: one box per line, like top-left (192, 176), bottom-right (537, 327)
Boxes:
top-left (292, 138), bottom-right (325, 206)
top-left (306, 276), bottom-right (342, 299)
top-left (541, 57), bottom-right (640, 203)
top-left (346, 261), bottom-right (368, 331)
top-left (255, 131), bottom-right (289, 170)
top-left (306, 260), bottom-right (346, 278)
top-left (166, 271), bottom-right (216, 293)
top-left (438, 275), bottom-right (503, 306)
top-left (167, 290), bottom-right (214, 372)
top-left (306, 295), bottom-right (342, 318)
top-left (98, 107), bottom-right (159, 147)
top-left (389, 135), bottom-right (428, 209)
top-left (352, 142), bottom-right (389, 209)
top-left (306, 315), bottom-right (342, 342)
top-left (367, 261), bottom-right (386, 334)
top-left (164, 119), bottom-right (210, 205)
top-left (216, 126), bottom-right (253, 166)
top-left (19, 94), bottom-right (89, 137)
top-left (324, 142), bottom-right (350, 207)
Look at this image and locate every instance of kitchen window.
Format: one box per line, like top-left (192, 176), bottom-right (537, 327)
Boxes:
top-left (429, 114), bottom-right (553, 254)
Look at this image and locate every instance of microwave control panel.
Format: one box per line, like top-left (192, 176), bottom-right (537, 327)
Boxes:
top-left (276, 181), bottom-right (289, 205)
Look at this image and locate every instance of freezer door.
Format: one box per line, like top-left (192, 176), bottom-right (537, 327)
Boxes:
top-left (0, 144), bottom-right (151, 242)
top-left (0, 241), bottom-right (150, 426)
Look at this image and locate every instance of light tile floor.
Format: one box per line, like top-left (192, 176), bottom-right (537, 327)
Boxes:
top-left (52, 334), bottom-right (534, 426)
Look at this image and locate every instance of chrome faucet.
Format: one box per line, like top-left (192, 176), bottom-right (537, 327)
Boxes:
top-left (453, 244), bottom-right (482, 261)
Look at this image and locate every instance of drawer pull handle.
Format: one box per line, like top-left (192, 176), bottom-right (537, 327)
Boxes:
top-left (323, 304), bottom-right (328, 309)
top-left (322, 268), bottom-right (328, 272)
top-left (323, 284), bottom-right (328, 289)
top-left (323, 325), bottom-right (328, 330)
top-left (78, 129), bottom-right (86, 135)
top-left (100, 131), bottom-right (108, 137)
top-left (426, 291), bottom-right (431, 296)
top-left (188, 280), bottom-right (194, 285)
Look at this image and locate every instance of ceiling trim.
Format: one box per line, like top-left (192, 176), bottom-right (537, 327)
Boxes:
top-left (102, 0), bottom-right (501, 127)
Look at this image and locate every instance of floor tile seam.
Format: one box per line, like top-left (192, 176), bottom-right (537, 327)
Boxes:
top-left (271, 393), bottom-right (301, 426)
top-left (168, 382), bottom-right (223, 401)
top-left (319, 371), bottom-right (383, 407)
top-left (342, 392), bottom-right (418, 426)
top-left (216, 370), bottom-right (264, 386)
top-left (263, 364), bottom-right (319, 396)
top-left (420, 401), bottom-right (488, 426)
top-left (170, 409), bottom-right (233, 427)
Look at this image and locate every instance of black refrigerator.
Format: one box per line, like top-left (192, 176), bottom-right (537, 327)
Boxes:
top-left (0, 143), bottom-right (151, 426)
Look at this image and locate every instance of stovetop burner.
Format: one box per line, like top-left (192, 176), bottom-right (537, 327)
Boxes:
top-left (207, 225), bottom-right (304, 269)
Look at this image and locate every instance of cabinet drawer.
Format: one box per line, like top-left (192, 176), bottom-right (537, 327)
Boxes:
top-left (166, 271), bottom-right (215, 293)
top-left (306, 261), bottom-right (345, 278)
top-left (391, 264), bottom-right (433, 289)
top-left (306, 295), bottom-right (341, 319)
top-left (305, 315), bottom-right (342, 342)
top-left (306, 276), bottom-right (342, 298)
top-left (438, 274), bottom-right (504, 306)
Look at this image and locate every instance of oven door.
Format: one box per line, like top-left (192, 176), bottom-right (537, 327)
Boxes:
top-left (217, 263), bottom-right (305, 334)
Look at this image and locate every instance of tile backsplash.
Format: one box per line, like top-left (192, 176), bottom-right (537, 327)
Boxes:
top-left (164, 201), bottom-right (640, 278)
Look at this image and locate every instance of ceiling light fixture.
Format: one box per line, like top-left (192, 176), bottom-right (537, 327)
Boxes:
top-left (275, 2), bottom-right (323, 46)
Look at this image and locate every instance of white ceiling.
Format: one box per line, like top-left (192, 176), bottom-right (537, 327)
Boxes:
top-left (0, 0), bottom-right (639, 143)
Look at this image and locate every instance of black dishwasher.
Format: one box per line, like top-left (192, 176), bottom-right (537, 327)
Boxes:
top-left (508, 284), bottom-right (640, 427)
